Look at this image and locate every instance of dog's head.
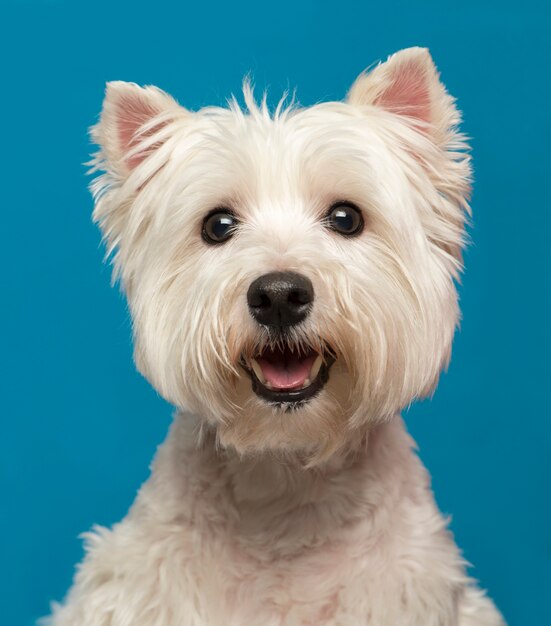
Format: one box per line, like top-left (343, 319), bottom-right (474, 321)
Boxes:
top-left (91, 48), bottom-right (470, 461)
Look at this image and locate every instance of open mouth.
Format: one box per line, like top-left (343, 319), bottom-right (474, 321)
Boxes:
top-left (241, 344), bottom-right (336, 405)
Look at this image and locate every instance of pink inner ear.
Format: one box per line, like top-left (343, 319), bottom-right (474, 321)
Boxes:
top-left (375, 61), bottom-right (431, 123)
top-left (116, 94), bottom-right (164, 170)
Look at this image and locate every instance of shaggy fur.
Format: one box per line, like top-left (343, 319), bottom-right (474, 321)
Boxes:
top-left (47, 48), bottom-right (505, 625)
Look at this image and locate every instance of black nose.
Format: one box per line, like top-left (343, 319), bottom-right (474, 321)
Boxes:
top-left (247, 271), bottom-right (314, 328)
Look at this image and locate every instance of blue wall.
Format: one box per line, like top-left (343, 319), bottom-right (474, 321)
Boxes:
top-left (1, 1), bottom-right (549, 624)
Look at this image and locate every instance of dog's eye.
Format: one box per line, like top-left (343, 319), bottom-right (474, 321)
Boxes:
top-left (325, 202), bottom-right (364, 237)
top-left (202, 210), bottom-right (239, 244)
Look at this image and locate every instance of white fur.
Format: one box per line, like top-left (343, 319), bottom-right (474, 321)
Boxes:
top-left (47, 48), bottom-right (505, 625)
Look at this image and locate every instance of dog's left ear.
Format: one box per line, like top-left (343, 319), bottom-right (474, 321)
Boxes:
top-left (347, 47), bottom-right (458, 146)
top-left (349, 48), bottom-right (471, 266)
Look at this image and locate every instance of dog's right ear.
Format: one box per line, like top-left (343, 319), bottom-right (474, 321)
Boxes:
top-left (92, 81), bottom-right (186, 179)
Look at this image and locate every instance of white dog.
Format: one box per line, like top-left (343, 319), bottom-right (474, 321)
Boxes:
top-left (48, 48), bottom-right (505, 625)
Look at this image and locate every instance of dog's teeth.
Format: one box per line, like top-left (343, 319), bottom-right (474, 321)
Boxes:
top-left (302, 378), bottom-right (311, 389)
top-left (309, 355), bottom-right (323, 380)
top-left (264, 381), bottom-right (273, 390)
top-left (251, 359), bottom-right (265, 384)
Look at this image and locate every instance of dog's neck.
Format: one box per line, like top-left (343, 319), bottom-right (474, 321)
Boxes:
top-left (144, 412), bottom-right (422, 557)
top-left (221, 440), bottom-right (370, 548)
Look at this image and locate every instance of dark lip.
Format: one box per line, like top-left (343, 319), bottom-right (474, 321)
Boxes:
top-left (240, 351), bottom-right (336, 407)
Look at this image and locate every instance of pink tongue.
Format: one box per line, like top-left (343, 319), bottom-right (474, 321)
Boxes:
top-left (257, 353), bottom-right (316, 390)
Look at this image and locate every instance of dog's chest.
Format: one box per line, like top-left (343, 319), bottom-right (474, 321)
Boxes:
top-left (198, 531), bottom-right (363, 626)
top-left (190, 515), bottom-right (422, 626)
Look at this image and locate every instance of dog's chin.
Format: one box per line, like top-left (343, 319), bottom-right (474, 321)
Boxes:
top-left (240, 343), bottom-right (336, 409)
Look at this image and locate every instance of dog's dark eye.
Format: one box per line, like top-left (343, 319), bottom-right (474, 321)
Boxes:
top-left (325, 202), bottom-right (364, 237)
top-left (202, 210), bottom-right (239, 244)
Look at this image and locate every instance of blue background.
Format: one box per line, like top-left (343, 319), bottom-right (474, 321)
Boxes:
top-left (1, 1), bottom-right (549, 625)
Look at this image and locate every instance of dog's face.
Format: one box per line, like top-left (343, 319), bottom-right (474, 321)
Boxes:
top-left (92, 48), bottom-right (470, 460)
